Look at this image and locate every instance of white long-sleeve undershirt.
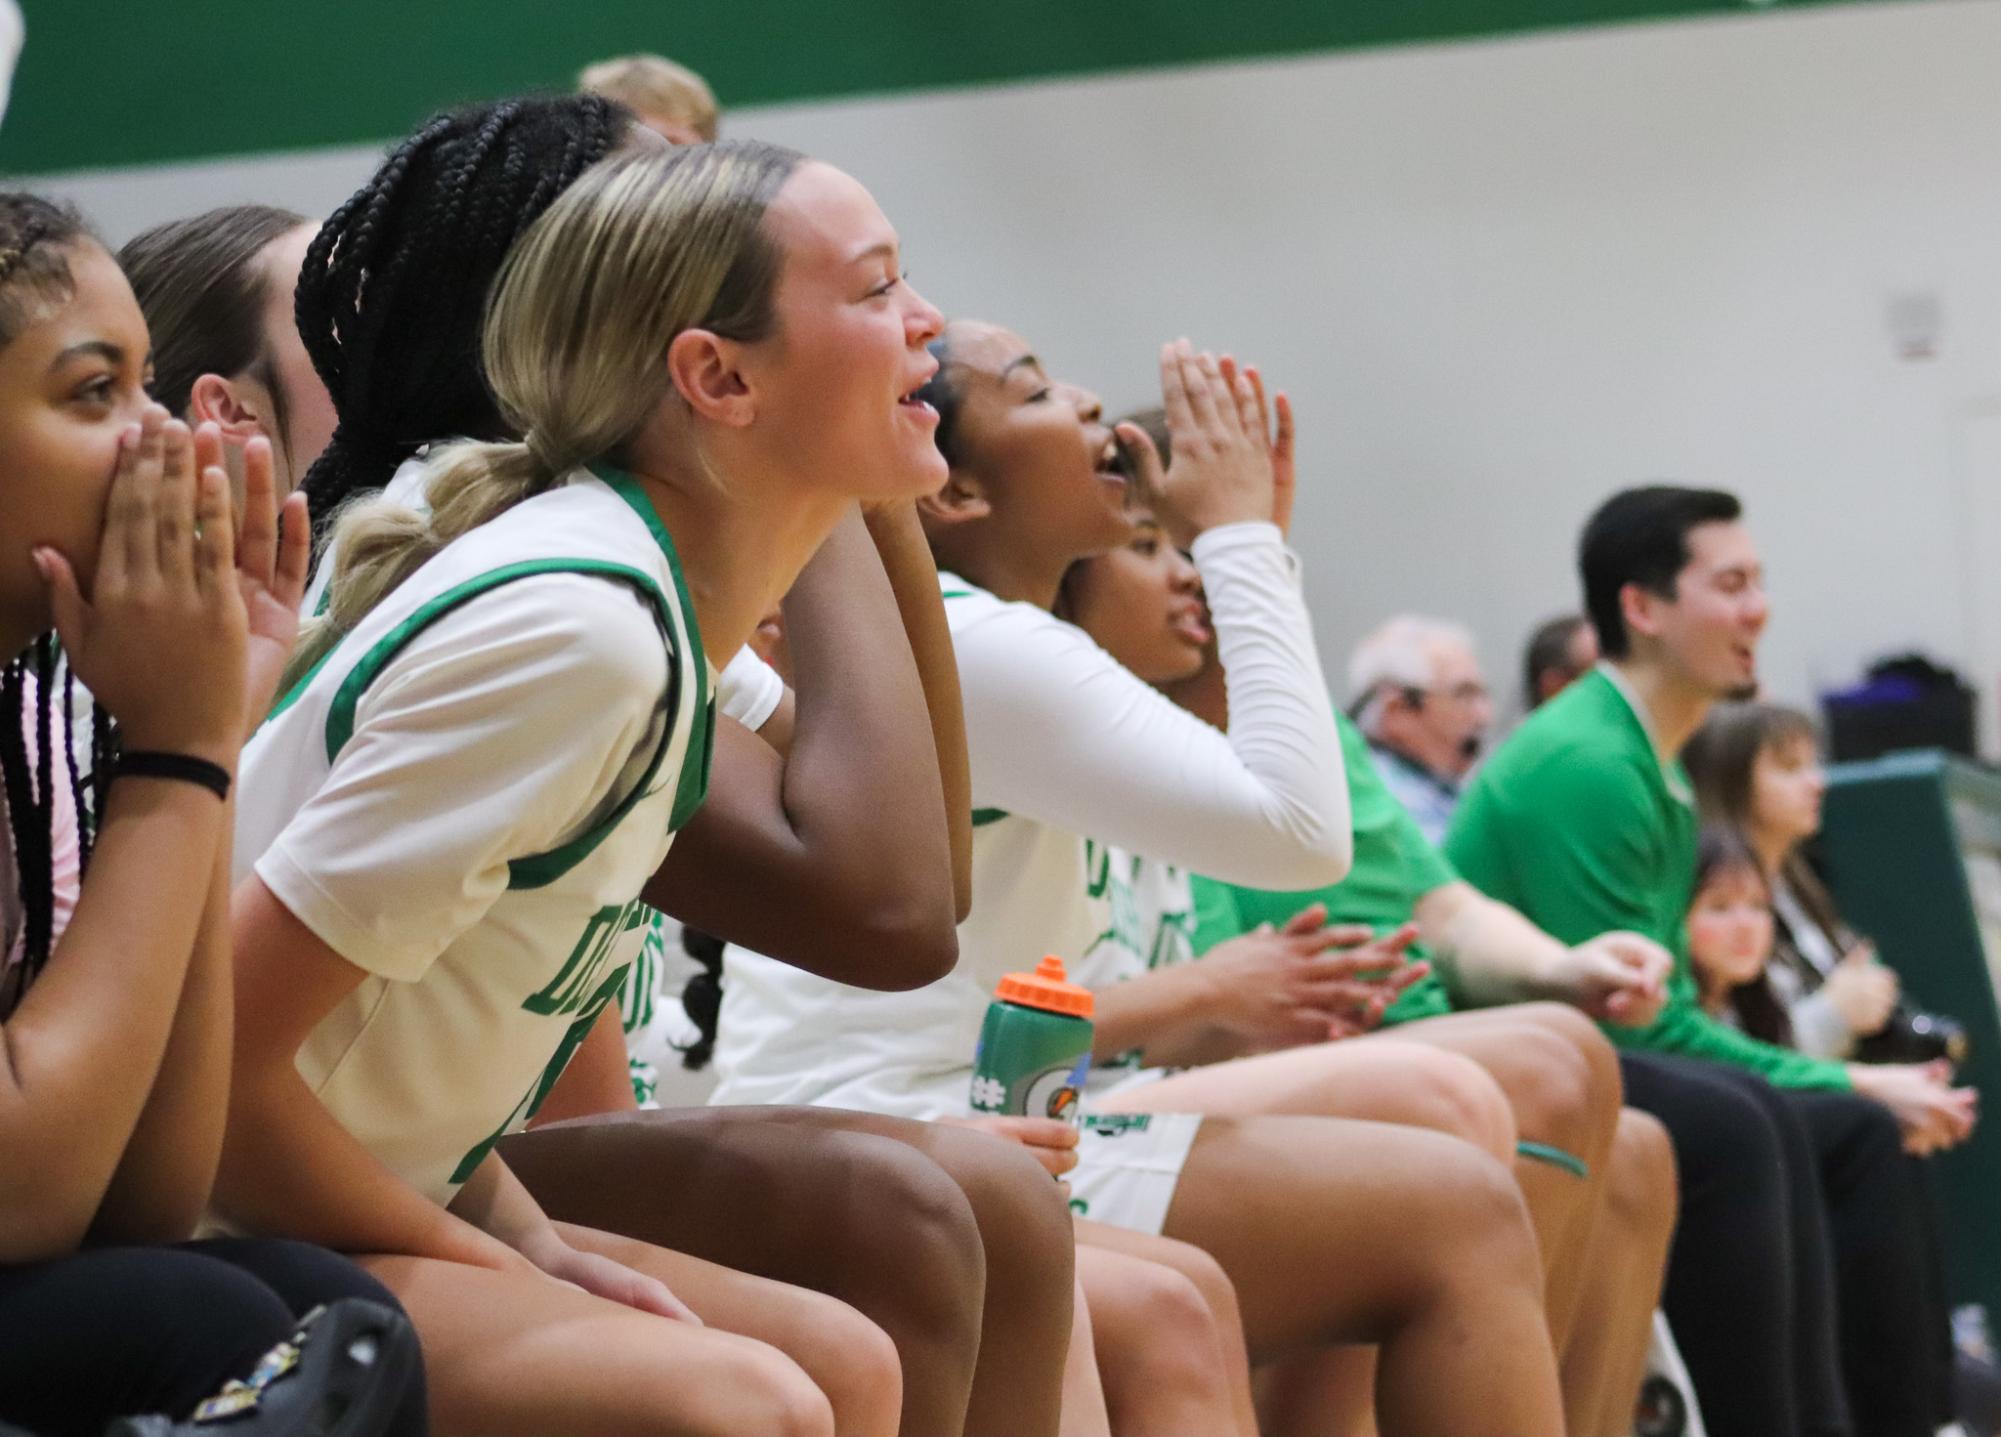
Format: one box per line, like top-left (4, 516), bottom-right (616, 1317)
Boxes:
top-left (953, 520), bottom-right (1350, 887)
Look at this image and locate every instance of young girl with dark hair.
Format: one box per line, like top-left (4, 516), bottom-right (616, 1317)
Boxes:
top-left (0, 194), bottom-right (422, 1437)
top-left (1686, 824), bottom-right (1794, 1041)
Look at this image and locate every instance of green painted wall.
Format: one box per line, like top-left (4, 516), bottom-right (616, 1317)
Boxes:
top-left (4, 0), bottom-right (1900, 175)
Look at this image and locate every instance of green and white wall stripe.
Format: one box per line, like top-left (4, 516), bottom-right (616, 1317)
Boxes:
top-left (16, 0), bottom-right (2001, 748)
top-left (2, 0), bottom-right (1888, 176)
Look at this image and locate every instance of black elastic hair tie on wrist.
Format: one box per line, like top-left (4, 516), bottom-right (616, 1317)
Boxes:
top-left (115, 750), bottom-right (232, 801)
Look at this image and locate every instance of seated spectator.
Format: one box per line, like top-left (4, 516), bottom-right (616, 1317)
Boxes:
top-left (0, 194), bottom-right (422, 1437)
top-left (1683, 702), bottom-right (1925, 1062)
top-left (1347, 615), bottom-right (1493, 843)
top-left (1523, 611), bottom-right (1597, 710)
top-left (1685, 823), bottom-right (1800, 1039)
top-left (1684, 810), bottom-right (1999, 1436)
top-left (1447, 482), bottom-right (1971, 1437)
top-left (578, 52), bottom-right (719, 143)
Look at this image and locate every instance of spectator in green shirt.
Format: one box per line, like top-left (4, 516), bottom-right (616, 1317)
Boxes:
top-left (1447, 483), bottom-right (1961, 1437)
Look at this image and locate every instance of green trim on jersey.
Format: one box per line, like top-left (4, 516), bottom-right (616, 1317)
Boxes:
top-left (592, 465), bottom-right (714, 829)
top-left (266, 639), bottom-right (340, 728)
top-left (972, 807), bottom-right (1011, 827)
top-left (319, 557), bottom-right (682, 891)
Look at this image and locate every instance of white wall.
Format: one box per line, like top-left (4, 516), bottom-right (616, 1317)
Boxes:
top-left (34, 0), bottom-right (2001, 739)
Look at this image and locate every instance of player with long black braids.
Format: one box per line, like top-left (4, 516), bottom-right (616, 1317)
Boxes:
top-left (293, 95), bottom-right (628, 550)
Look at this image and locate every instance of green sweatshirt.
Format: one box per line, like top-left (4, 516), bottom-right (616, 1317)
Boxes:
top-left (1444, 667), bottom-right (1849, 1090)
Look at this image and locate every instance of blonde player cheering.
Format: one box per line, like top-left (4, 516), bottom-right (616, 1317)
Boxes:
top-left (221, 143), bottom-right (958, 1437)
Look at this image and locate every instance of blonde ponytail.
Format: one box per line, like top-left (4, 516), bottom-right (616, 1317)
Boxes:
top-left (281, 138), bottom-right (802, 691)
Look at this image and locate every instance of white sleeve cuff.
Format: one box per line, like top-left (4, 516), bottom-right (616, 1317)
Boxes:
top-left (718, 647), bottom-right (786, 732)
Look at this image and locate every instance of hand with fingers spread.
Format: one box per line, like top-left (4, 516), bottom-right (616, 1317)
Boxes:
top-left (222, 426), bottom-right (312, 735)
top-left (1194, 904), bottom-right (1429, 1051)
top-left (1551, 930), bottom-right (1674, 1027)
top-left (1222, 357), bottom-right (1296, 538)
top-left (1116, 339), bottom-right (1276, 550)
top-left (33, 405), bottom-right (246, 768)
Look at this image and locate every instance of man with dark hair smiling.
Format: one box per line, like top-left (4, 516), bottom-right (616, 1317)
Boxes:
top-left (1448, 484), bottom-right (1973, 1437)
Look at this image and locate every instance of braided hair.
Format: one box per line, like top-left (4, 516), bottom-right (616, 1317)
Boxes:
top-left (677, 926), bottom-right (725, 1070)
top-left (293, 93), bottom-right (632, 543)
top-left (0, 195), bottom-right (115, 987)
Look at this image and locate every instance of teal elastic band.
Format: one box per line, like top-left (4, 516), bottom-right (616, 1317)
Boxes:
top-left (1515, 1140), bottom-right (1590, 1179)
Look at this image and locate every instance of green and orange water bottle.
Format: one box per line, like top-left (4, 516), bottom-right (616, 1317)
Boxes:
top-left (970, 955), bottom-right (1094, 1124)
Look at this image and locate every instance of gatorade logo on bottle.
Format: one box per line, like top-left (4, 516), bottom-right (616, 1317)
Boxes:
top-left (970, 956), bottom-right (1096, 1125)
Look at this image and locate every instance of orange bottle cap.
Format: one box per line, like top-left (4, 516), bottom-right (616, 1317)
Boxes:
top-left (994, 955), bottom-right (1095, 1018)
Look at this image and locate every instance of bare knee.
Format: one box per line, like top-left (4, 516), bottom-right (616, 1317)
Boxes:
top-left (922, 1122), bottom-right (1077, 1294)
top-left (676, 1343), bottom-right (837, 1437)
top-left (1092, 1259), bottom-right (1228, 1399)
top-left (1497, 1005), bottom-right (1618, 1157)
top-left (1606, 1109), bottom-right (1677, 1243)
top-left (1156, 1238), bottom-right (1244, 1339)
top-left (833, 1134), bottom-right (987, 1330)
top-left (1522, 1005), bottom-right (1621, 1109)
top-left (1415, 1140), bottom-right (1547, 1299)
top-left (1401, 1046), bottom-right (1518, 1162)
top-left (805, 1295), bottom-right (903, 1436)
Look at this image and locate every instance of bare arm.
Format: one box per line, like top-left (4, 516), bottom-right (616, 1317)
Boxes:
top-left (645, 508), bottom-right (958, 989)
top-left (862, 501), bottom-right (972, 920)
top-left (1414, 880), bottom-right (1670, 1025)
top-left (222, 878), bottom-right (523, 1267)
top-left (89, 435), bottom-right (314, 1244)
top-left (754, 690), bottom-right (796, 754)
top-left (85, 796), bottom-right (235, 1245)
top-left (223, 894), bottom-right (693, 1323)
top-left (1090, 963), bottom-right (1240, 1068)
top-left (0, 413), bottom-right (246, 1263)
top-left (531, 1002), bottom-right (639, 1126)
top-left (1096, 911), bottom-right (1426, 1068)
top-left (0, 779), bottom-right (225, 1260)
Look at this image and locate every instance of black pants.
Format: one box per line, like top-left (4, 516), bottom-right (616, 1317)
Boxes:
top-left (1622, 1051), bottom-right (1849, 1437)
top-left (0, 1238), bottom-right (426, 1437)
top-left (1784, 1087), bottom-right (1954, 1437)
top-left (1625, 1053), bottom-right (1954, 1437)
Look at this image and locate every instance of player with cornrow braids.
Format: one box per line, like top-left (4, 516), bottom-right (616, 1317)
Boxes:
top-left (0, 194), bottom-right (425, 1437)
top-left (294, 96), bottom-right (629, 548)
